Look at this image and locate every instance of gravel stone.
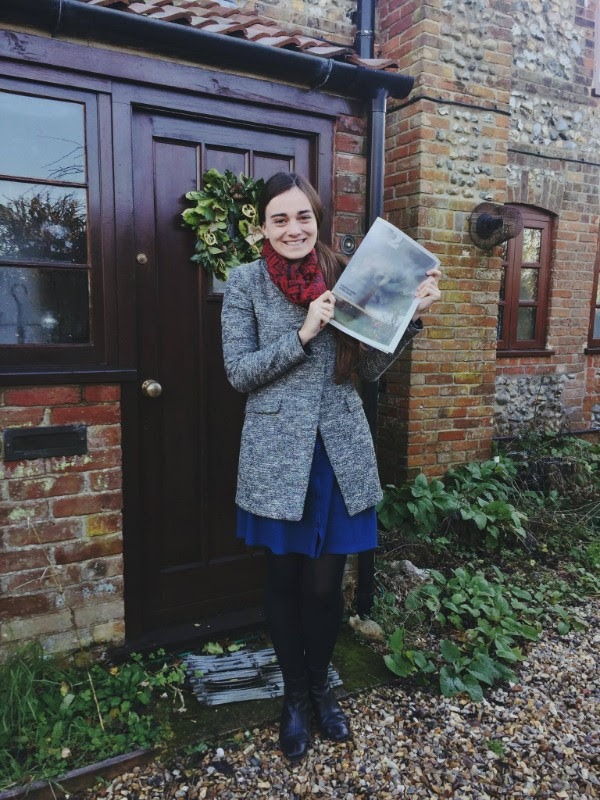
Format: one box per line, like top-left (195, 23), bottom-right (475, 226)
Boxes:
top-left (80, 600), bottom-right (599, 799)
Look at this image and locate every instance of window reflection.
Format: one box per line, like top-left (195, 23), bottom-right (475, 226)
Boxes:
top-left (499, 267), bottom-right (506, 301)
top-left (522, 228), bottom-right (542, 263)
top-left (0, 181), bottom-right (87, 263)
top-left (0, 267), bottom-right (89, 344)
top-left (0, 92), bottom-right (85, 182)
top-left (594, 309), bottom-right (600, 341)
top-left (517, 307), bottom-right (536, 340)
top-left (0, 90), bottom-right (92, 350)
top-left (519, 268), bottom-right (539, 301)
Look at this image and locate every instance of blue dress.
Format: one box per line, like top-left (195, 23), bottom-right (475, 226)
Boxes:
top-left (236, 431), bottom-right (377, 558)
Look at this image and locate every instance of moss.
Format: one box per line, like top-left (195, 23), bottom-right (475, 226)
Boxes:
top-left (156, 623), bottom-right (391, 756)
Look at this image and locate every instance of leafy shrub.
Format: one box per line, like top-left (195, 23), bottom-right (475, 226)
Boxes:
top-left (503, 432), bottom-right (600, 501)
top-left (0, 644), bottom-right (185, 791)
top-left (378, 457), bottom-right (531, 555)
top-left (384, 567), bottom-right (542, 702)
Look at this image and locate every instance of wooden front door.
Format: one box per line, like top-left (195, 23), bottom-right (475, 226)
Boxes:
top-left (130, 109), bottom-right (312, 639)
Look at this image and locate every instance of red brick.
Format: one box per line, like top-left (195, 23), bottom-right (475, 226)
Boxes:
top-left (86, 512), bottom-right (123, 537)
top-left (8, 474), bottom-right (85, 501)
top-left (1, 548), bottom-right (51, 573)
top-left (0, 499), bottom-right (48, 526)
top-left (0, 407), bottom-right (46, 427)
top-left (0, 592), bottom-right (55, 619)
top-left (83, 385), bottom-right (120, 403)
top-left (48, 448), bottom-right (121, 473)
top-left (54, 535), bottom-right (123, 564)
top-left (50, 404), bottom-right (121, 426)
top-left (3, 386), bottom-right (80, 406)
top-left (4, 518), bottom-right (83, 548)
top-left (438, 430), bottom-right (465, 442)
top-left (51, 494), bottom-right (102, 518)
top-left (87, 425), bottom-right (122, 449)
top-left (89, 469), bottom-right (122, 492)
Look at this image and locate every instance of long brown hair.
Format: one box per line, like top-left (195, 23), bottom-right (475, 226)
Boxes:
top-left (258, 172), bottom-right (359, 383)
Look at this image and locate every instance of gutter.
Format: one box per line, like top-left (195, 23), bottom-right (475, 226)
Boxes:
top-left (0, 0), bottom-right (414, 102)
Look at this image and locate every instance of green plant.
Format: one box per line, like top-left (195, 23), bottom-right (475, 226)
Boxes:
top-left (371, 589), bottom-right (406, 635)
top-left (485, 739), bottom-right (506, 758)
top-left (377, 474), bottom-right (457, 552)
top-left (0, 644), bottom-right (186, 791)
top-left (504, 432), bottom-right (600, 501)
top-left (384, 567), bottom-right (542, 702)
top-left (181, 168), bottom-right (265, 279)
top-left (378, 457), bottom-right (531, 555)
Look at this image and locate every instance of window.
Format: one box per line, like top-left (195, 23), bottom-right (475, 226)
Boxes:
top-left (0, 82), bottom-right (111, 370)
top-left (497, 206), bottom-right (553, 354)
top-left (589, 243), bottom-right (600, 350)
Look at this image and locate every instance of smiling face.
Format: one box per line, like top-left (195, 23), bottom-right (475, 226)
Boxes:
top-left (262, 186), bottom-right (318, 262)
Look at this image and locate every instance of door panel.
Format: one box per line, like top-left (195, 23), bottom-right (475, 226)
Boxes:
top-left (132, 110), bottom-right (312, 633)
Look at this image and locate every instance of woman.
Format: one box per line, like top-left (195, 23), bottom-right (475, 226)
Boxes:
top-left (221, 172), bottom-right (440, 761)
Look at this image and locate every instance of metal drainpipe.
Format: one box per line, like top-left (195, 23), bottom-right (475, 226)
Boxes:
top-left (355, 0), bottom-right (388, 617)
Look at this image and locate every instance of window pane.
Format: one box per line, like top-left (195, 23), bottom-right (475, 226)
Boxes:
top-left (497, 305), bottom-right (504, 340)
top-left (0, 92), bottom-right (85, 182)
top-left (594, 309), bottom-right (600, 341)
top-left (522, 228), bottom-right (542, 263)
top-left (519, 268), bottom-right (539, 301)
top-left (0, 266), bottom-right (90, 344)
top-left (0, 181), bottom-right (87, 263)
top-left (517, 307), bottom-right (536, 340)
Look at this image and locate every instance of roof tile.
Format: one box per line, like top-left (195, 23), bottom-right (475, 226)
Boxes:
top-left (78, 0), bottom-right (397, 71)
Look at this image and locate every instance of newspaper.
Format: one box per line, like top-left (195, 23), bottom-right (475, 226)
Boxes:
top-left (329, 217), bottom-right (440, 353)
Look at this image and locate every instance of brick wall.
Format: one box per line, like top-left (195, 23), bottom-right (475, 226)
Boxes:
top-left (0, 385), bottom-right (124, 656)
top-left (376, 0), bottom-right (513, 484)
top-left (333, 113), bottom-right (368, 243)
top-left (376, 0), bottom-right (599, 484)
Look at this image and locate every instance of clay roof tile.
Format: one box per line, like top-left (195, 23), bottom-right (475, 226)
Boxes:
top-left (78, 0), bottom-right (398, 74)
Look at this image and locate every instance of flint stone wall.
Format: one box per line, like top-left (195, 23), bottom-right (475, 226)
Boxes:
top-left (494, 374), bottom-right (576, 436)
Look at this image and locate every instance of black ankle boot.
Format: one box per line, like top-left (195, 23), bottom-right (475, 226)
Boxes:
top-left (309, 674), bottom-right (351, 742)
top-left (279, 676), bottom-right (311, 761)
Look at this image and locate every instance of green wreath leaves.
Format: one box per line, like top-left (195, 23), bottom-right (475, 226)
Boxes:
top-left (181, 168), bottom-right (265, 281)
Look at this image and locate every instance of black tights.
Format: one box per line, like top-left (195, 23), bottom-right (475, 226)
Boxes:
top-left (264, 550), bottom-right (347, 683)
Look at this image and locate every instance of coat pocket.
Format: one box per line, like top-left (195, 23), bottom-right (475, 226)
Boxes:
top-left (245, 395), bottom-right (282, 414)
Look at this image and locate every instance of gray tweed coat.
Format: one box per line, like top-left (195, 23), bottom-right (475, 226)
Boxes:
top-left (221, 259), bottom-right (422, 521)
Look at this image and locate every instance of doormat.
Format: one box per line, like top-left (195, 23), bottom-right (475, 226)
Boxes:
top-left (183, 648), bottom-right (342, 706)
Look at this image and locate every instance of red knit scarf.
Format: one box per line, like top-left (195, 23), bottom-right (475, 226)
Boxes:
top-left (262, 239), bottom-right (327, 307)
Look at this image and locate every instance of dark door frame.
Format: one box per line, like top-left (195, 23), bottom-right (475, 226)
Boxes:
top-left (116, 92), bottom-right (340, 647)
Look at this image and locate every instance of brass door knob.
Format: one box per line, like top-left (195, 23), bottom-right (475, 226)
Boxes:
top-left (141, 379), bottom-right (162, 398)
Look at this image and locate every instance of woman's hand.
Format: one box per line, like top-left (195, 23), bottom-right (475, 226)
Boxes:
top-left (298, 290), bottom-right (336, 345)
top-left (412, 268), bottom-right (442, 320)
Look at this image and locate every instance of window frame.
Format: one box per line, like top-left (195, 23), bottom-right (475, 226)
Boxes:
top-left (588, 240), bottom-right (600, 351)
top-left (496, 205), bottom-right (554, 356)
top-left (0, 77), bottom-right (114, 373)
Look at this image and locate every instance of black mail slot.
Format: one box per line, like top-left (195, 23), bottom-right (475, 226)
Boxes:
top-left (3, 425), bottom-right (87, 461)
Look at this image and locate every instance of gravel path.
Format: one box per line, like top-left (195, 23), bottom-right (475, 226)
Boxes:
top-left (85, 600), bottom-right (599, 799)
